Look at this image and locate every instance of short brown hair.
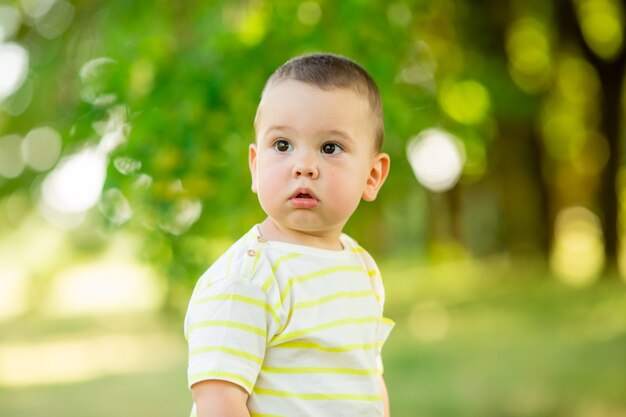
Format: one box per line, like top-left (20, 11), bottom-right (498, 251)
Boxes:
top-left (256, 53), bottom-right (384, 151)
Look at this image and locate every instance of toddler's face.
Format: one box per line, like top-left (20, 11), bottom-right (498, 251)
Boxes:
top-left (250, 79), bottom-right (387, 239)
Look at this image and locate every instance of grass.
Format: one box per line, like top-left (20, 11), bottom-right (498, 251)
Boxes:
top-left (0, 313), bottom-right (192, 417)
top-left (0, 368), bottom-right (190, 417)
top-left (381, 258), bottom-right (626, 417)
top-left (0, 258), bottom-right (625, 417)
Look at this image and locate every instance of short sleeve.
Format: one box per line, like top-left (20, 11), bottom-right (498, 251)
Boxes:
top-left (358, 250), bottom-right (394, 374)
top-left (375, 317), bottom-right (395, 374)
top-left (184, 276), bottom-right (279, 393)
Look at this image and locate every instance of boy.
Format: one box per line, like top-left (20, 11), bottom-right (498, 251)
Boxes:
top-left (184, 53), bottom-right (394, 417)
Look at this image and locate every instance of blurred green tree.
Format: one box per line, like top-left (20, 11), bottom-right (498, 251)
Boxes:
top-left (1, 0), bottom-right (624, 307)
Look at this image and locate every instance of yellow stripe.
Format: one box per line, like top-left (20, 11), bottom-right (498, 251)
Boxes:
top-left (193, 294), bottom-right (280, 326)
top-left (272, 253), bottom-right (302, 272)
top-left (368, 269), bottom-right (377, 278)
top-left (261, 253), bottom-right (302, 291)
top-left (189, 346), bottom-right (263, 364)
top-left (262, 366), bottom-right (378, 375)
top-left (280, 265), bottom-right (364, 303)
top-left (189, 371), bottom-right (253, 392)
top-left (189, 320), bottom-right (266, 337)
top-left (293, 290), bottom-right (375, 310)
top-left (273, 341), bottom-right (382, 352)
top-left (272, 316), bottom-right (378, 343)
top-left (380, 317), bottom-right (395, 327)
top-left (253, 388), bottom-right (382, 402)
top-left (351, 246), bottom-right (366, 253)
top-left (261, 274), bottom-right (276, 292)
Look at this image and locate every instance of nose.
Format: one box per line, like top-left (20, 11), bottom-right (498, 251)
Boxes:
top-left (292, 152), bottom-right (319, 179)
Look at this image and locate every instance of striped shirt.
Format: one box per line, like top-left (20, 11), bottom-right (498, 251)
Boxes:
top-left (184, 225), bottom-right (395, 417)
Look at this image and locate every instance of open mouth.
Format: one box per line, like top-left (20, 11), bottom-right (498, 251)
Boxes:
top-left (290, 188), bottom-right (318, 200)
top-left (289, 189), bottom-right (319, 208)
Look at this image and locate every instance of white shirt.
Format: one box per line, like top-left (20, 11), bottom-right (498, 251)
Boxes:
top-left (185, 225), bottom-right (394, 417)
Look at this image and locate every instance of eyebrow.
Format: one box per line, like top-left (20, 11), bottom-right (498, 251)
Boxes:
top-left (326, 129), bottom-right (353, 142)
top-left (264, 125), bottom-right (294, 135)
top-left (263, 125), bottom-right (354, 143)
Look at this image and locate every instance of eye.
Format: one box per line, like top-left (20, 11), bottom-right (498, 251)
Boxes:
top-left (273, 139), bottom-right (293, 152)
top-left (321, 142), bottom-right (343, 155)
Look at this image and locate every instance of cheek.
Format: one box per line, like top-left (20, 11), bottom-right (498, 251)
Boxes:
top-left (325, 170), bottom-right (365, 202)
top-left (257, 160), bottom-right (286, 187)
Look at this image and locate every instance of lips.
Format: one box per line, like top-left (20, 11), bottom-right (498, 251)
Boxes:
top-left (289, 187), bottom-right (319, 209)
top-left (289, 187), bottom-right (318, 200)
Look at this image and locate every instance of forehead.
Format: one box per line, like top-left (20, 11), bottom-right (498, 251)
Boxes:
top-left (256, 79), bottom-right (374, 141)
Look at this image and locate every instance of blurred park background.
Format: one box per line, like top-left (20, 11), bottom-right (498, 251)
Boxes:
top-left (1, 0), bottom-right (626, 416)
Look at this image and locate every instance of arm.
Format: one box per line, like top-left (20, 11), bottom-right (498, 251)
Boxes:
top-left (192, 380), bottom-right (250, 417)
top-left (379, 375), bottom-right (390, 417)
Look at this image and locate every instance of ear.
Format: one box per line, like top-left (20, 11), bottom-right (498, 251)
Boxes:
top-left (362, 152), bottom-right (390, 202)
top-left (249, 143), bottom-right (258, 193)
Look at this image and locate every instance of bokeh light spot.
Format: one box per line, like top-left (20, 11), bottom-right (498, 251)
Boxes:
top-left (94, 105), bottom-right (129, 154)
top-left (79, 57), bottom-right (117, 106)
top-left (237, 2), bottom-right (268, 46)
top-left (20, 0), bottom-right (55, 18)
top-left (158, 198), bottom-right (203, 236)
top-left (113, 156), bottom-right (142, 175)
top-left (439, 79), bottom-right (490, 125)
top-left (297, 1), bottom-right (321, 26)
top-left (0, 42), bottom-right (29, 101)
top-left (397, 41), bottom-right (437, 90)
top-left (556, 57), bottom-right (600, 104)
top-left (506, 18), bottom-right (553, 93)
top-left (129, 59), bottom-right (155, 99)
top-left (550, 206), bottom-right (604, 286)
top-left (22, 126), bottom-right (62, 172)
top-left (578, 0), bottom-right (624, 60)
top-left (40, 147), bottom-right (107, 214)
top-left (99, 188), bottom-right (132, 225)
top-left (34, 0), bottom-right (74, 39)
top-left (407, 128), bottom-right (465, 192)
top-left (0, 5), bottom-right (22, 42)
top-left (387, 2), bottom-right (412, 27)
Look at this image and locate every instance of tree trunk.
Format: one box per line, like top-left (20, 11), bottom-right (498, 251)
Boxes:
top-left (557, 0), bottom-right (626, 275)
top-left (476, 0), bottom-right (551, 259)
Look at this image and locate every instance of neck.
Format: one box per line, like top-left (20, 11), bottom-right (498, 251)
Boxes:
top-left (258, 218), bottom-right (344, 250)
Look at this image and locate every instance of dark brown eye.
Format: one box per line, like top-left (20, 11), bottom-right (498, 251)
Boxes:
top-left (274, 140), bottom-right (292, 152)
top-left (321, 143), bottom-right (342, 155)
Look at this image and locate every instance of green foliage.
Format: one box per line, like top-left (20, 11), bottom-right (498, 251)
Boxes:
top-left (1, 0), bottom-right (623, 295)
top-left (3, 1), bottom-right (448, 291)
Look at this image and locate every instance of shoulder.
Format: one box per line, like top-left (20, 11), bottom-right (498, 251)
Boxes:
top-left (191, 225), bottom-right (280, 295)
top-left (185, 226), bottom-right (286, 338)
